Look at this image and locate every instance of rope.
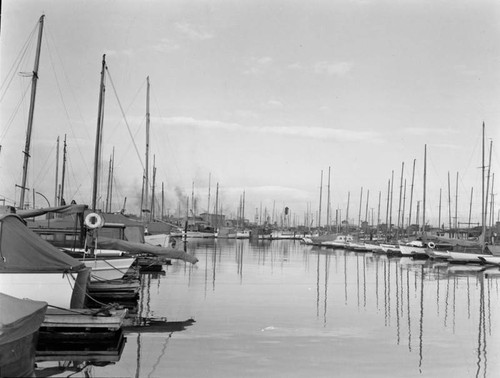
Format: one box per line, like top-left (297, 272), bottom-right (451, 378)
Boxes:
top-left (105, 67), bottom-right (144, 170)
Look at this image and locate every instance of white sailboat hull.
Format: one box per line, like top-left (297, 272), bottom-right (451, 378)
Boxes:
top-left (82, 257), bottom-right (136, 281)
top-left (0, 272), bottom-right (80, 308)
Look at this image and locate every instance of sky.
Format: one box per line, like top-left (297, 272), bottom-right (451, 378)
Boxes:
top-left (1, 0), bottom-right (500, 228)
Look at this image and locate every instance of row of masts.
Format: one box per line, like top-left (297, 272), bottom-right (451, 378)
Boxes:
top-left (15, 16), bottom-right (497, 238)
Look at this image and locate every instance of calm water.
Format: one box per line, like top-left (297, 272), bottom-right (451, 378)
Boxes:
top-left (36, 239), bottom-right (500, 377)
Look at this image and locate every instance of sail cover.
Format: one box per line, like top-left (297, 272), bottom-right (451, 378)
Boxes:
top-left (94, 236), bottom-right (199, 264)
top-left (0, 214), bottom-right (86, 273)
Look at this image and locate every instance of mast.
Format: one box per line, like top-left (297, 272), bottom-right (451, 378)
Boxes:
top-left (345, 191), bottom-right (350, 232)
top-left (438, 188), bottom-right (442, 230)
top-left (109, 147), bottom-right (114, 211)
top-left (161, 182), bottom-right (165, 220)
top-left (60, 134), bottom-right (67, 205)
top-left (468, 187), bottom-right (473, 237)
top-left (482, 123), bottom-right (485, 250)
top-left (484, 140), bottom-right (493, 244)
top-left (389, 170), bottom-right (394, 239)
top-left (207, 173), bottom-right (211, 215)
top-left (409, 159), bottom-right (416, 227)
top-left (447, 172), bottom-right (452, 235)
top-left (92, 54), bottom-right (106, 212)
top-left (145, 76), bottom-right (151, 220)
top-left (327, 166), bottom-right (331, 231)
top-left (318, 170), bottom-right (323, 229)
top-left (19, 15), bottom-right (44, 209)
top-left (151, 157), bottom-right (156, 221)
top-left (54, 136), bottom-right (60, 207)
top-left (105, 152), bottom-right (112, 212)
top-left (454, 172), bottom-right (458, 235)
top-left (397, 162), bottom-right (404, 239)
top-left (422, 144), bottom-right (427, 235)
top-left (358, 187), bottom-right (363, 228)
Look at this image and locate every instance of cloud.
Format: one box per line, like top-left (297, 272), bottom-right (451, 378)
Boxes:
top-left (313, 61), bottom-right (352, 76)
top-left (243, 56), bottom-right (273, 75)
top-left (454, 64), bottom-right (479, 77)
top-left (287, 62), bottom-right (303, 70)
top-left (174, 22), bottom-right (213, 40)
top-left (151, 38), bottom-right (180, 52)
top-left (160, 116), bottom-right (382, 142)
top-left (404, 127), bottom-right (459, 136)
top-left (266, 100), bottom-right (284, 108)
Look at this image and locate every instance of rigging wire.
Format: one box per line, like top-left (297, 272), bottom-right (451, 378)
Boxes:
top-left (105, 67), bottom-right (144, 171)
top-left (151, 90), bottom-right (184, 189)
top-left (43, 24), bottom-right (92, 180)
top-left (0, 19), bottom-right (38, 102)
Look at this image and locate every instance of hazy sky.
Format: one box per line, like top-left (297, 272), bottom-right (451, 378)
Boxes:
top-left (1, 0), bottom-right (500, 227)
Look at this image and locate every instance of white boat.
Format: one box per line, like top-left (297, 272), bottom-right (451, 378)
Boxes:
top-left (377, 243), bottom-right (400, 254)
top-left (321, 234), bottom-right (354, 248)
top-left (477, 256), bottom-right (500, 265)
top-left (0, 214), bottom-right (90, 309)
top-left (447, 250), bottom-right (491, 263)
top-left (426, 250), bottom-right (451, 260)
top-left (399, 241), bottom-right (427, 257)
top-left (78, 255), bottom-right (136, 281)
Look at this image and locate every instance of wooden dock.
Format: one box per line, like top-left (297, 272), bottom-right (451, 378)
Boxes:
top-left (42, 307), bottom-right (127, 331)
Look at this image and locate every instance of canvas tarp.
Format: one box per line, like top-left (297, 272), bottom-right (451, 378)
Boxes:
top-left (0, 293), bottom-right (47, 345)
top-left (0, 214), bottom-right (86, 273)
top-left (94, 236), bottom-right (198, 264)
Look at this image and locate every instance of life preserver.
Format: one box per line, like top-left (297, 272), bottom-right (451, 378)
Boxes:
top-left (84, 212), bottom-right (104, 229)
top-left (428, 242), bottom-right (435, 249)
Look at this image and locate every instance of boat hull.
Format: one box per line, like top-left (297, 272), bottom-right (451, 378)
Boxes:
top-left (82, 257), bottom-right (136, 281)
top-left (0, 269), bottom-right (90, 309)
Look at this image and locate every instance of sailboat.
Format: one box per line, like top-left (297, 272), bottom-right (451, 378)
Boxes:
top-left (427, 124), bottom-right (494, 263)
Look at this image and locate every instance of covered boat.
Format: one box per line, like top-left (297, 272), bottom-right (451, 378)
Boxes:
top-left (0, 293), bottom-right (47, 377)
top-left (0, 214), bottom-right (90, 309)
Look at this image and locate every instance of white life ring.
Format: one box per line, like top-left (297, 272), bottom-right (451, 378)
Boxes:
top-left (84, 212), bottom-right (104, 229)
top-left (428, 242), bottom-right (435, 249)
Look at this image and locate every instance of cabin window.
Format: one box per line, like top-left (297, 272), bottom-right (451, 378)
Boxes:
top-left (39, 233), bottom-right (54, 241)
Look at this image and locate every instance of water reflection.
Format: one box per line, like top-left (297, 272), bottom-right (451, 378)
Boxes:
top-left (62, 240), bottom-right (500, 377)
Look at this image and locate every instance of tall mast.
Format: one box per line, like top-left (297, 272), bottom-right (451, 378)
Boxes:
top-left (207, 173), bottom-right (211, 215)
top-left (397, 162), bottom-right (404, 239)
top-left (318, 170), bottom-right (323, 229)
top-left (447, 172), bottom-right (452, 234)
top-left (454, 172), bottom-right (459, 234)
top-left (145, 76), bottom-right (150, 219)
top-left (327, 166), bottom-right (331, 231)
top-left (92, 54), bottom-right (106, 212)
top-left (408, 159), bottom-right (416, 226)
top-left (468, 187), bottom-right (473, 236)
top-left (151, 157), bottom-right (156, 221)
top-left (54, 136), bottom-right (60, 207)
top-left (60, 134), bottom-right (67, 205)
top-left (358, 187), bottom-right (363, 228)
top-left (389, 170), bottom-right (394, 238)
top-left (482, 122), bottom-right (485, 249)
top-left (485, 140), bottom-right (493, 238)
top-left (19, 15), bottom-right (44, 209)
top-left (422, 144), bottom-right (427, 234)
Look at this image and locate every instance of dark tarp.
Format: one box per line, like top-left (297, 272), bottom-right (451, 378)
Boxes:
top-left (0, 293), bottom-right (47, 345)
top-left (0, 214), bottom-right (86, 273)
top-left (94, 237), bottom-right (198, 264)
top-left (17, 204), bottom-right (88, 219)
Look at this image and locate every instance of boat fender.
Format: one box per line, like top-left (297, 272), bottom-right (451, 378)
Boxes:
top-left (428, 242), bottom-right (435, 249)
top-left (85, 212), bottom-right (104, 229)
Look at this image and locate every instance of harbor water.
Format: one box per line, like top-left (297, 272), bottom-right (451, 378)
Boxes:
top-left (36, 239), bottom-right (500, 377)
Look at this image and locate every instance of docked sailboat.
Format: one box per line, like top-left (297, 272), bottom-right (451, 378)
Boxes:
top-left (0, 212), bottom-right (91, 309)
